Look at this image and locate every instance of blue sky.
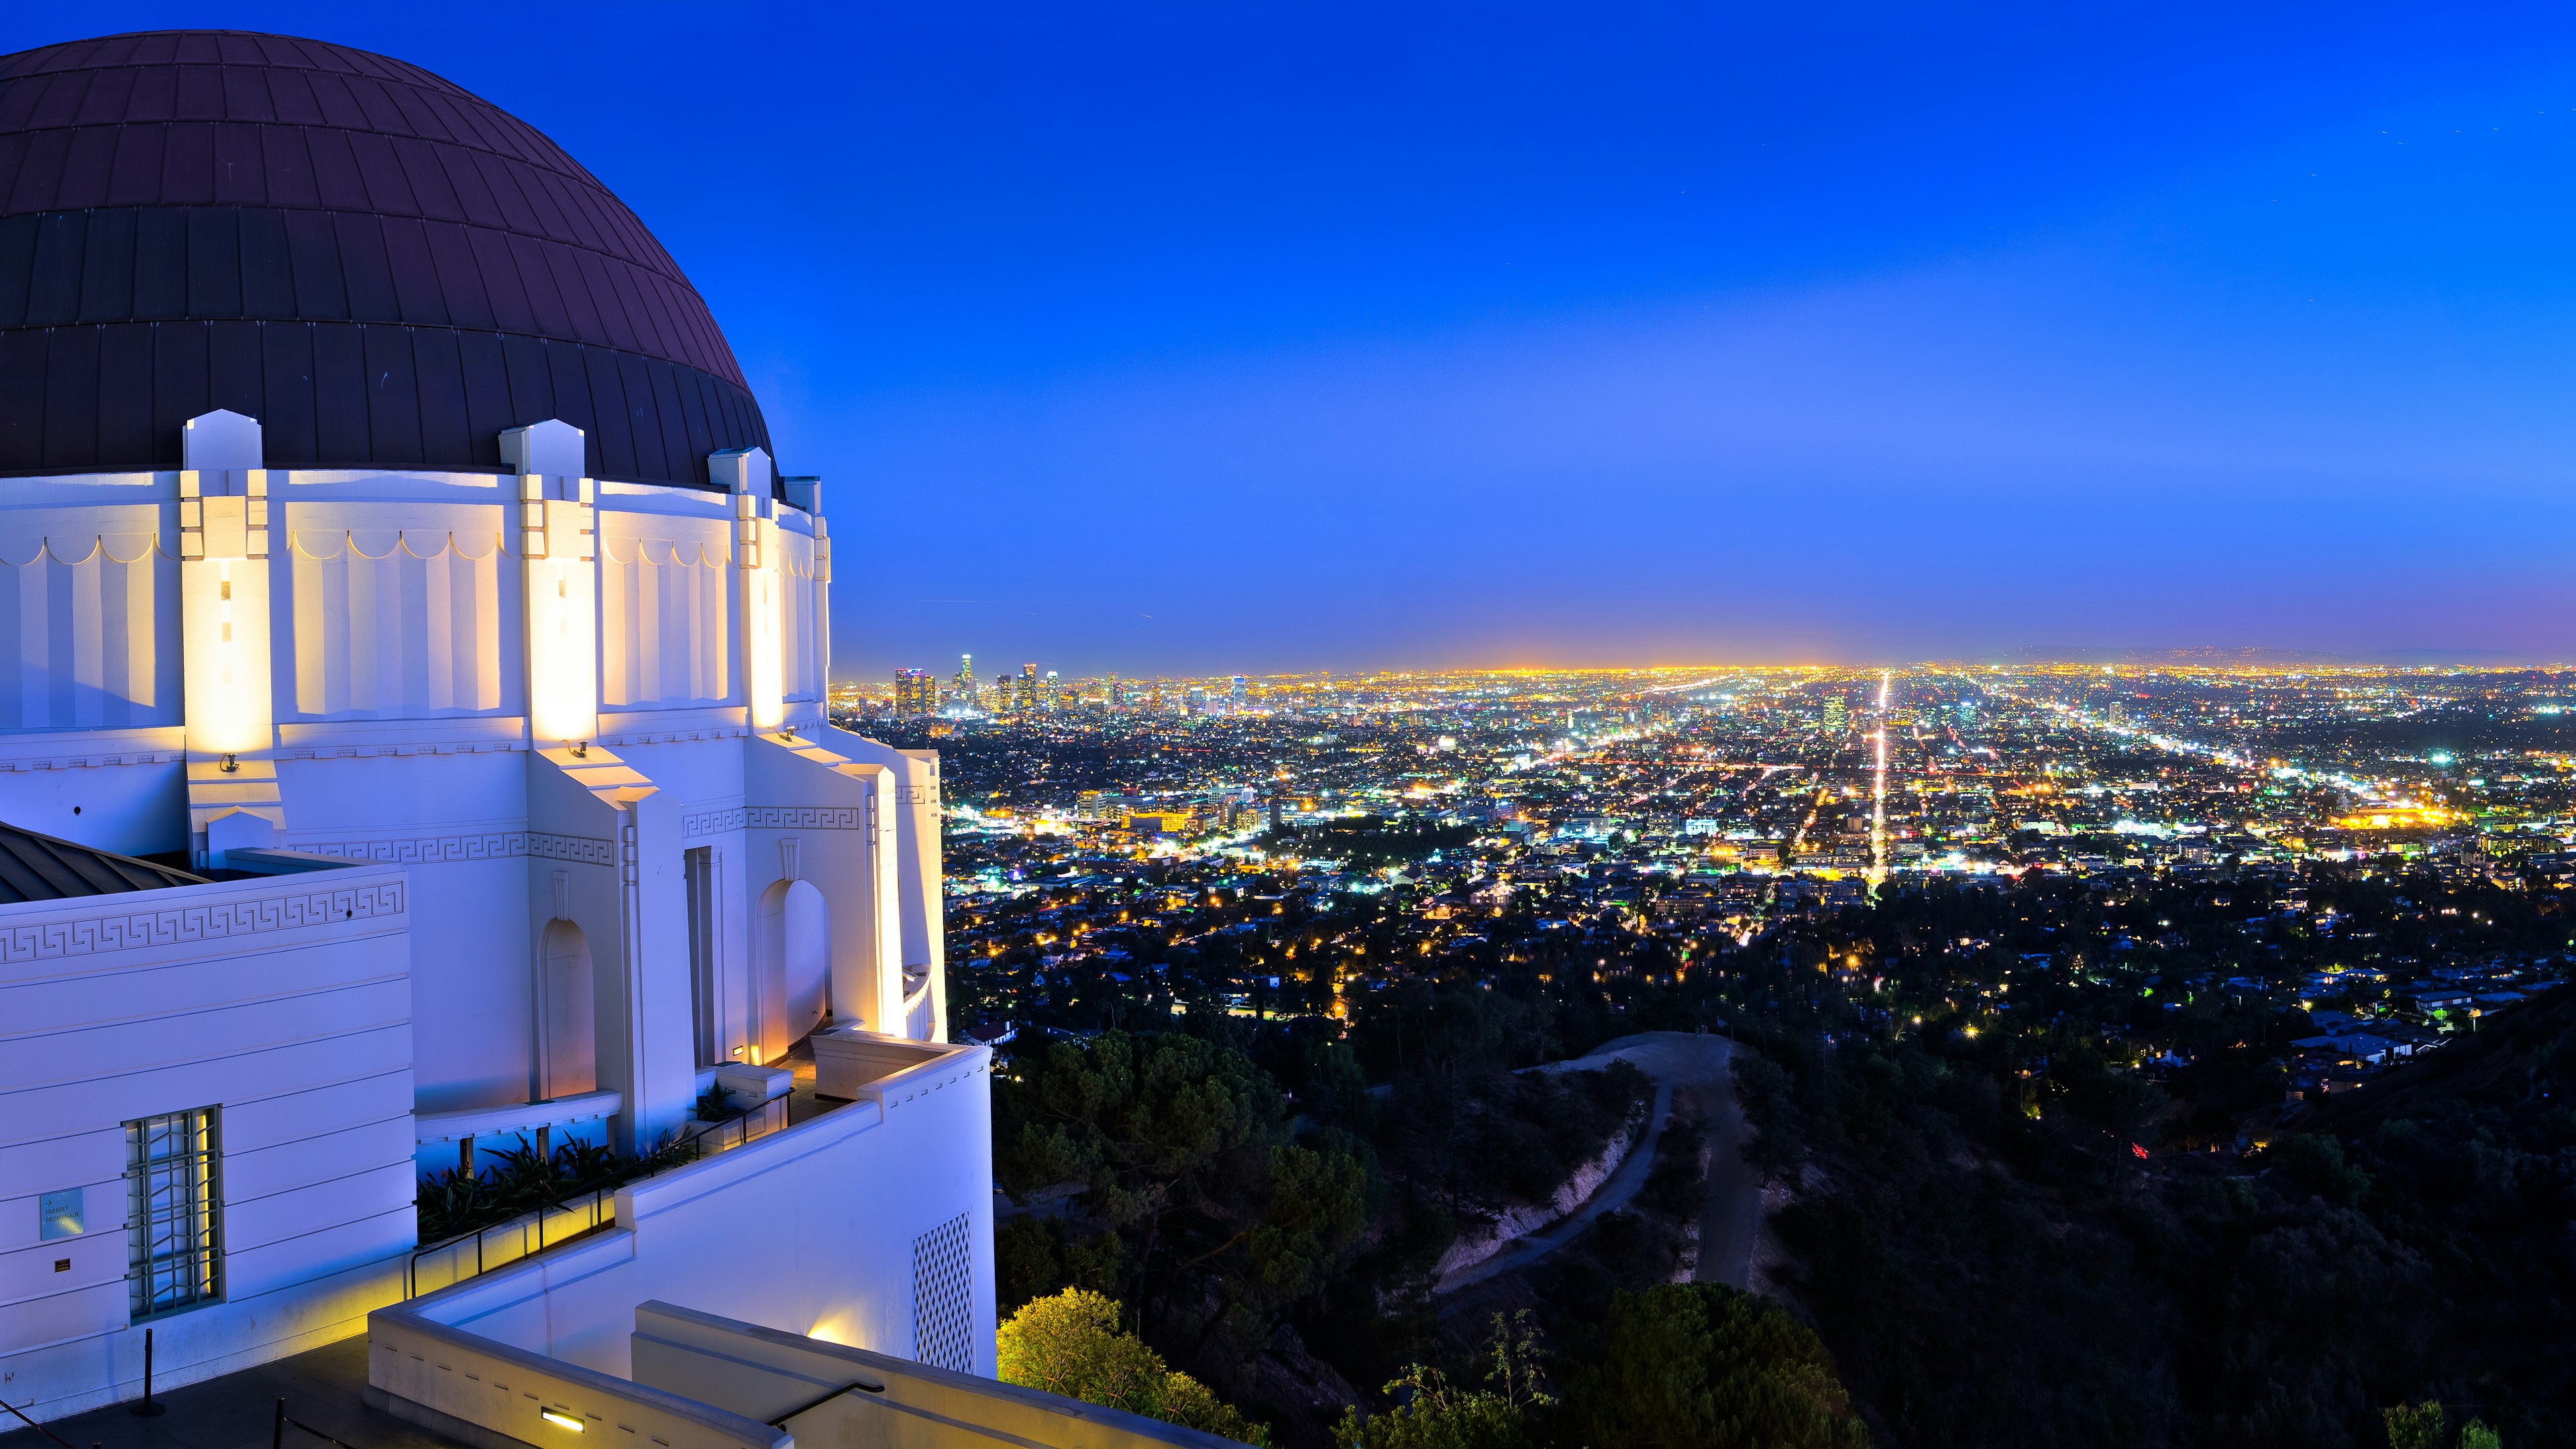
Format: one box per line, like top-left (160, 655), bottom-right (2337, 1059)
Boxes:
top-left (18, 3), bottom-right (2576, 672)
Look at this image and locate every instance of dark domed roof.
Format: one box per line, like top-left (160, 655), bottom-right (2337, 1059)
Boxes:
top-left (0, 30), bottom-right (772, 487)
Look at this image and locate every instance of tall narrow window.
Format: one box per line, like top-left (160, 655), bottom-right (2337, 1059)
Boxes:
top-left (126, 1108), bottom-right (220, 1320)
top-left (686, 847), bottom-right (721, 1065)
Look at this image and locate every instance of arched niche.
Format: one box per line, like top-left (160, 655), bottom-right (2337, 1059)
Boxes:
top-left (755, 877), bottom-right (830, 1059)
top-left (539, 917), bottom-right (596, 1098)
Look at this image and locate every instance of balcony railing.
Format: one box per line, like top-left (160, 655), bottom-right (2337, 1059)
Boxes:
top-left (407, 1183), bottom-right (614, 1299)
top-left (678, 1089), bottom-right (790, 1156)
top-left (405, 1093), bottom-right (789, 1298)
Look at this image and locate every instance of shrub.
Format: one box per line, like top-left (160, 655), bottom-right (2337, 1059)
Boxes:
top-left (996, 1288), bottom-right (1269, 1446)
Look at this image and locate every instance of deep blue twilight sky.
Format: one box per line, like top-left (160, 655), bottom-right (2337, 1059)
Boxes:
top-left (13, 3), bottom-right (2576, 673)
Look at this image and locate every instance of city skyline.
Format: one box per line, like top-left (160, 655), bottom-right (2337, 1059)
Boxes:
top-left (862, 647), bottom-right (2576, 701)
top-left (15, 3), bottom-right (2576, 674)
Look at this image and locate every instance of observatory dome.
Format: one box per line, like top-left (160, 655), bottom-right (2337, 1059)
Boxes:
top-left (0, 30), bottom-right (770, 486)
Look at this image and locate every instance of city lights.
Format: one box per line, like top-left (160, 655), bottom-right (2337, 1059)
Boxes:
top-left (845, 659), bottom-right (2574, 1051)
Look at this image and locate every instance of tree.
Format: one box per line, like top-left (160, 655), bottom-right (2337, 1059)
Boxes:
top-left (995, 1030), bottom-right (1364, 1368)
top-left (2383, 1400), bottom-right (2445, 1449)
top-left (996, 1031), bottom-right (1280, 1312)
top-left (2382, 1400), bottom-right (2501, 1449)
top-left (1336, 1312), bottom-right (1550, 1449)
top-left (997, 1288), bottom-right (1270, 1446)
top-left (1552, 1284), bottom-right (1870, 1449)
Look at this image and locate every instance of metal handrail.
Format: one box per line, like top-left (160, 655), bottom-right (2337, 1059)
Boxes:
top-left (405, 1181), bottom-right (614, 1299)
top-left (404, 1095), bottom-right (788, 1299)
top-left (764, 1378), bottom-right (886, 1427)
top-left (678, 1089), bottom-right (790, 1156)
top-left (275, 1396), bottom-right (367, 1449)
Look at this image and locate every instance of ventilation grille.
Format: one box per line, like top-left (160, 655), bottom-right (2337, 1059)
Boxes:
top-left (910, 1213), bottom-right (975, 1373)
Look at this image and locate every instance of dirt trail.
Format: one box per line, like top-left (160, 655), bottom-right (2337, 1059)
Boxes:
top-left (1434, 1030), bottom-right (1762, 1313)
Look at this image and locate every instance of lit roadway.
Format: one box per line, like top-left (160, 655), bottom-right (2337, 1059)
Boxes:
top-left (1963, 673), bottom-right (2430, 816)
top-left (1868, 669), bottom-right (1891, 885)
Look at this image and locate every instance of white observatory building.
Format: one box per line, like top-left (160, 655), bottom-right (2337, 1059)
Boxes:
top-left (0, 32), bottom-right (1042, 1446)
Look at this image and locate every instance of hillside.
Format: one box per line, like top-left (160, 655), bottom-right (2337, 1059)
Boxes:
top-left (1738, 987), bottom-right (2576, 1448)
top-left (2302, 983), bottom-right (2576, 1134)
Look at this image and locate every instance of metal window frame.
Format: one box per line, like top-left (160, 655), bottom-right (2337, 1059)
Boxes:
top-left (126, 1106), bottom-right (222, 1321)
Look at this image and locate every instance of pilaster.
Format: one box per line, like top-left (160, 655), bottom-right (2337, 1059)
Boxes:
top-left (714, 448), bottom-right (784, 731)
top-left (506, 421), bottom-right (598, 749)
top-left (176, 410), bottom-right (283, 866)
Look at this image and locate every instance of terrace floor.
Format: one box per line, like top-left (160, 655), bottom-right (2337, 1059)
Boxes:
top-left (0, 1338), bottom-right (464, 1449)
top-left (777, 1035), bottom-right (830, 1126)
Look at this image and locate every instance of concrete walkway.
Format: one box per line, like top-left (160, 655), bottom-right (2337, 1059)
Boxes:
top-left (1434, 1030), bottom-right (1763, 1315)
top-left (1, 1338), bottom-right (462, 1449)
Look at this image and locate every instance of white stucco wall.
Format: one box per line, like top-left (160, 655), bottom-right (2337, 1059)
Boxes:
top-left (0, 863), bottom-right (417, 1419)
top-left (409, 1043), bottom-right (996, 1381)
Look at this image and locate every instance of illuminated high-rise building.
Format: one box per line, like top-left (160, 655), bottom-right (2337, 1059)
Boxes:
top-left (1044, 669), bottom-right (1062, 711)
top-left (894, 667), bottom-right (938, 716)
top-left (956, 652), bottom-right (977, 709)
top-left (1825, 696), bottom-right (1847, 733)
top-left (1232, 675), bottom-right (1247, 710)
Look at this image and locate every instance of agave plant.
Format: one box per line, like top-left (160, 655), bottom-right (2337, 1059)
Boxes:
top-left (416, 1167), bottom-right (487, 1245)
top-left (494, 1136), bottom-right (555, 1195)
top-left (416, 1128), bottom-right (704, 1246)
top-left (551, 1138), bottom-right (622, 1189)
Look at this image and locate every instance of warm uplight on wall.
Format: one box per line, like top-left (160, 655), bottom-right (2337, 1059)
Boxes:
top-left (526, 553), bottom-right (598, 747)
top-left (184, 553), bottom-right (270, 757)
top-left (217, 562), bottom-right (234, 686)
top-left (746, 544), bottom-right (784, 731)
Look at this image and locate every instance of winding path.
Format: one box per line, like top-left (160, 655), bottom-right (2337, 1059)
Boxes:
top-left (1434, 1030), bottom-right (1762, 1316)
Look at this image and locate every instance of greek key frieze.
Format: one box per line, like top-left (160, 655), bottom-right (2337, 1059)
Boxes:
top-left (527, 832), bottom-right (617, 865)
top-left (0, 879), bottom-right (407, 963)
top-left (743, 806), bottom-right (867, 830)
top-left (683, 807), bottom-right (748, 838)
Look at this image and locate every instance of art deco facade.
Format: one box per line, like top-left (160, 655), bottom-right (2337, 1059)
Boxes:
top-left (0, 31), bottom-right (1001, 1435)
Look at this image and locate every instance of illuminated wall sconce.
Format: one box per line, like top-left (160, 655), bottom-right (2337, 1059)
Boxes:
top-left (540, 1409), bottom-right (585, 1432)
